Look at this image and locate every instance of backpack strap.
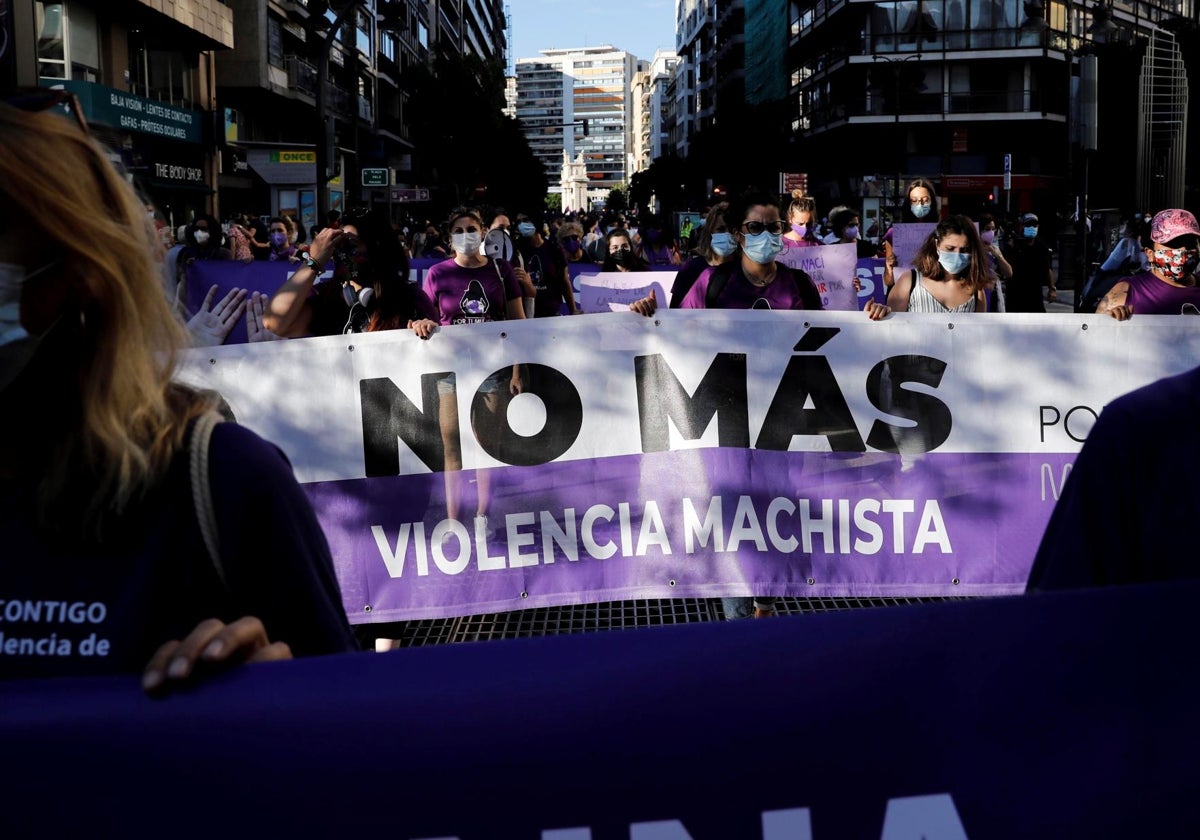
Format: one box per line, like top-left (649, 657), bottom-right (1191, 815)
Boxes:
top-left (189, 410), bottom-right (227, 588)
top-left (705, 261), bottom-right (738, 308)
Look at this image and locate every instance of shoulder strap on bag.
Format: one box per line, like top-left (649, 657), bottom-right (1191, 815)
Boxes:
top-left (705, 261), bottom-right (738, 308)
top-left (189, 410), bottom-right (227, 587)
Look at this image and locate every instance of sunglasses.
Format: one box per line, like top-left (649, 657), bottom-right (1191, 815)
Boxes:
top-left (5, 87), bottom-right (90, 136)
top-left (741, 220), bottom-right (785, 235)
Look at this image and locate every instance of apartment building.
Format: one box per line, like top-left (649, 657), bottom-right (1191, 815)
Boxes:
top-left (514, 45), bottom-right (642, 201)
top-left (5, 0), bottom-right (233, 228)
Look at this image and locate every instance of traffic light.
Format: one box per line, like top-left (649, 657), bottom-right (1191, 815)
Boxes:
top-left (581, 119), bottom-right (589, 136)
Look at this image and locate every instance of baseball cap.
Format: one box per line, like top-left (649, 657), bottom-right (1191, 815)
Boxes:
top-left (1021, 213), bottom-right (1039, 225)
top-left (1150, 209), bottom-right (1200, 245)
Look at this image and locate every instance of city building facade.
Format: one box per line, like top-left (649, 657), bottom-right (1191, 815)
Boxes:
top-left (514, 45), bottom-right (642, 204)
top-left (4, 0), bottom-right (234, 230)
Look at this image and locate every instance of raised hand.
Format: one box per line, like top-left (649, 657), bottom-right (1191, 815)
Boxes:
top-left (187, 285), bottom-right (248, 347)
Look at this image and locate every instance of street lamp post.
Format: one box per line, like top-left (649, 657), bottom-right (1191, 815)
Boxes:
top-left (308, 0), bottom-right (367, 222)
top-left (871, 52), bottom-right (923, 223)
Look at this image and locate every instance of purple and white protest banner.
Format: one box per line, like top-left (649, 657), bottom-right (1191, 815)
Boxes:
top-left (777, 243), bottom-right (858, 310)
top-left (577, 270), bottom-right (674, 313)
top-left (178, 311), bottom-right (1200, 622)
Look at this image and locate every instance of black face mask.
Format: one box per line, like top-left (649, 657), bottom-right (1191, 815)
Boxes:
top-left (610, 249), bottom-right (629, 264)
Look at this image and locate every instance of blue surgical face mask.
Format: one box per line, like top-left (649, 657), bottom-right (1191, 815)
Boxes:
top-left (517, 222), bottom-right (537, 237)
top-left (937, 250), bottom-right (971, 275)
top-left (1023, 226), bottom-right (1038, 239)
top-left (742, 231), bottom-right (783, 264)
top-left (844, 226), bottom-right (859, 240)
top-left (910, 203), bottom-right (932, 219)
top-left (710, 232), bottom-right (737, 257)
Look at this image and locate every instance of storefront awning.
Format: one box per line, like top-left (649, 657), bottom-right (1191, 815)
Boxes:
top-left (247, 149), bottom-right (316, 185)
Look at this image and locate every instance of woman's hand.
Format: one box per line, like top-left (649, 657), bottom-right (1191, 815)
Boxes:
top-left (246, 291), bottom-right (283, 343)
top-left (141, 616), bottom-right (292, 695)
top-left (187, 285), bottom-right (249, 347)
top-left (863, 300), bottom-right (891, 321)
top-left (306, 226), bottom-right (347, 265)
top-left (409, 318), bottom-right (438, 339)
top-left (510, 367), bottom-right (525, 396)
top-left (512, 266), bottom-right (537, 298)
top-left (629, 289), bottom-right (658, 317)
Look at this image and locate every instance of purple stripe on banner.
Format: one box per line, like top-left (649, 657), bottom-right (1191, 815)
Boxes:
top-left (306, 448), bottom-right (1068, 623)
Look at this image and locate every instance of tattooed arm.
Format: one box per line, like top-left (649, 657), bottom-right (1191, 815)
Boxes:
top-left (1095, 280), bottom-right (1132, 320)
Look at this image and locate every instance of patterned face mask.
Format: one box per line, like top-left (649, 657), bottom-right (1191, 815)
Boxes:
top-left (1151, 246), bottom-right (1200, 280)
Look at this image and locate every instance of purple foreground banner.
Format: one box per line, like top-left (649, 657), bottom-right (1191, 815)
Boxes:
top-left (3, 581), bottom-right (1198, 838)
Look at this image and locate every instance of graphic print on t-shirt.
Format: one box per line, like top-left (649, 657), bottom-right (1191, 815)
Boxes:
top-left (751, 297), bottom-right (773, 310)
top-left (527, 253), bottom-right (546, 291)
top-left (456, 279), bottom-right (492, 322)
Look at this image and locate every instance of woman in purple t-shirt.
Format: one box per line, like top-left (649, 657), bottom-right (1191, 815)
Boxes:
top-left (421, 207), bottom-right (527, 535)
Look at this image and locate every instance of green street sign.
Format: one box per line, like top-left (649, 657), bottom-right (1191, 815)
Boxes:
top-left (362, 168), bottom-right (389, 186)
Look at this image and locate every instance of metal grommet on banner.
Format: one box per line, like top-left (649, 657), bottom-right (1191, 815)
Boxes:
top-left (500, 331), bottom-right (508, 339)
top-left (363, 605), bottom-right (372, 612)
top-left (520, 591), bottom-right (528, 599)
top-left (948, 323), bottom-right (955, 330)
top-left (348, 345), bottom-right (355, 352)
top-left (807, 577), bottom-right (815, 586)
top-left (209, 358), bottom-right (216, 366)
top-left (654, 319), bottom-right (661, 327)
top-left (668, 579), bottom-right (676, 587)
top-left (1082, 324), bottom-right (1089, 331)
top-left (803, 321), bottom-right (810, 328)
top-left (952, 578), bottom-right (960, 585)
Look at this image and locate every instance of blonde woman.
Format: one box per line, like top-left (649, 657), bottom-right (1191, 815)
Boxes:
top-left (0, 95), bottom-right (356, 689)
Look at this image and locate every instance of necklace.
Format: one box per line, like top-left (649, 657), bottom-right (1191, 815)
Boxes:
top-left (746, 267), bottom-right (776, 287)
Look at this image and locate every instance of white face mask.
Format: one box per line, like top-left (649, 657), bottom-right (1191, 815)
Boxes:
top-left (193, 230), bottom-right (211, 245)
top-left (0, 270), bottom-right (39, 394)
top-left (452, 231), bottom-right (482, 255)
top-left (0, 264), bottom-right (29, 348)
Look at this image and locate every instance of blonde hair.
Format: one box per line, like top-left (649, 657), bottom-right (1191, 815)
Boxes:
top-left (0, 102), bottom-right (213, 533)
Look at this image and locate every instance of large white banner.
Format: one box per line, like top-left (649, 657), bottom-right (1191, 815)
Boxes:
top-left (178, 312), bottom-right (1200, 619)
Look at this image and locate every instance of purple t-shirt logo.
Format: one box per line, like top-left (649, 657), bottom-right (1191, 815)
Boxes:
top-left (460, 279), bottom-right (491, 317)
top-left (751, 298), bottom-right (773, 310)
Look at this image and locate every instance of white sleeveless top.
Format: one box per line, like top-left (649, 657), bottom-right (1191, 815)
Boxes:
top-left (908, 271), bottom-right (978, 313)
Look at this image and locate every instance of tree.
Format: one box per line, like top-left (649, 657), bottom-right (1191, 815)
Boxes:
top-left (544, 193), bottom-right (562, 214)
top-left (606, 186), bottom-right (628, 213)
top-left (400, 49), bottom-right (547, 216)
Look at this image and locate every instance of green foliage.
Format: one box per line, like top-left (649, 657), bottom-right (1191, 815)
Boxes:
top-left (606, 186), bottom-right (628, 213)
top-left (399, 49), bottom-right (547, 216)
top-left (544, 193), bottom-right (562, 214)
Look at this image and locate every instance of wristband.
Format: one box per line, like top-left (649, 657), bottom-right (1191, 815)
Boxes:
top-left (299, 251), bottom-right (322, 272)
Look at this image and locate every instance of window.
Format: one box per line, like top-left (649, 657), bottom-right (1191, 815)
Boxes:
top-left (35, 2), bottom-right (99, 81)
top-left (417, 22), bottom-right (428, 48)
top-left (356, 10), bottom-right (372, 57)
top-left (268, 17), bottom-right (284, 68)
top-left (129, 35), bottom-right (199, 108)
top-left (67, 2), bottom-right (100, 81)
top-left (35, 3), bottom-right (67, 79)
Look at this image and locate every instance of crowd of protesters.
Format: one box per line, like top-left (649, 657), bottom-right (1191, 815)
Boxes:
top-left (4, 92), bottom-right (1200, 696)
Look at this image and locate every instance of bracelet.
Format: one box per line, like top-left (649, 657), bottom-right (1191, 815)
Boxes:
top-left (299, 251), bottom-right (322, 272)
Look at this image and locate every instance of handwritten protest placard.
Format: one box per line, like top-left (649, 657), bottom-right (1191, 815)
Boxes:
top-left (777, 242), bottom-right (858, 310)
top-left (577, 271), bottom-right (673, 313)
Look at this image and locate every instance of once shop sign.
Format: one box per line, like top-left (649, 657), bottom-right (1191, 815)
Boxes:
top-left (41, 79), bottom-right (202, 144)
top-left (270, 150), bottom-right (317, 164)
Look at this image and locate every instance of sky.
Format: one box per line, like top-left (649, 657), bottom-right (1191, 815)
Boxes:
top-left (508, 0), bottom-right (678, 64)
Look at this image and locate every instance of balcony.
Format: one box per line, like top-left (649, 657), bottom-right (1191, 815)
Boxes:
top-left (285, 54), bottom-right (317, 97)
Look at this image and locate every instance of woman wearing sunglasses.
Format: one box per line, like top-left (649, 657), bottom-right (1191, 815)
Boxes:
top-left (0, 98), bottom-right (357, 688)
top-left (265, 205), bottom-right (437, 337)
